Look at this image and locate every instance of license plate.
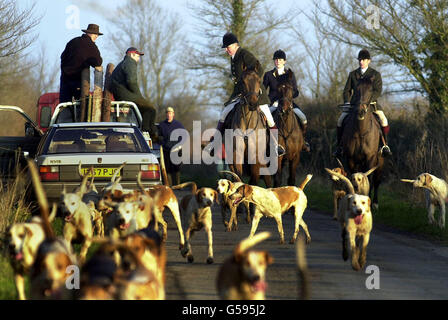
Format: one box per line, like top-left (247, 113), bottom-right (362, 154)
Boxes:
top-left (81, 167), bottom-right (120, 178)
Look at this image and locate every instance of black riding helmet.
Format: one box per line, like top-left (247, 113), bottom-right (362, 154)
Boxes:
top-left (222, 32), bottom-right (238, 48)
top-left (273, 50), bottom-right (286, 60)
top-left (358, 49), bottom-right (371, 60)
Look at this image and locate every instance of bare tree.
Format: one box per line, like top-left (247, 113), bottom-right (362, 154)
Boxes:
top-left (313, 0), bottom-right (448, 114)
top-left (32, 45), bottom-right (59, 94)
top-left (107, 0), bottom-right (183, 114)
top-left (185, 0), bottom-right (299, 106)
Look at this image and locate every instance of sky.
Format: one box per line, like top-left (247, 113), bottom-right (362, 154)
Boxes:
top-left (20, 0), bottom-right (312, 86)
top-left (13, 0), bottom-right (322, 121)
top-left (20, 0), bottom-right (192, 73)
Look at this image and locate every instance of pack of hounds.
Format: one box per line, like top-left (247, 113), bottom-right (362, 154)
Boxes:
top-left (3, 158), bottom-right (443, 300)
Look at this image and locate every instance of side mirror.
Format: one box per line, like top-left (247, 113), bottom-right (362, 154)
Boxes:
top-left (25, 122), bottom-right (36, 137)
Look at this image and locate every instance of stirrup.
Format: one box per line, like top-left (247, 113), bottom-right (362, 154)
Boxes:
top-left (380, 145), bottom-right (391, 157)
top-left (333, 146), bottom-right (343, 158)
top-left (277, 145), bottom-right (286, 157)
top-left (303, 141), bottom-right (311, 152)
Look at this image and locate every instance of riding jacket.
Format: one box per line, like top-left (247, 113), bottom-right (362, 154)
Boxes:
top-left (343, 67), bottom-right (382, 107)
top-left (263, 68), bottom-right (299, 105)
top-left (227, 47), bottom-right (270, 106)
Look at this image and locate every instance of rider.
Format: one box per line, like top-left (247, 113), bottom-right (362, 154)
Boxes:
top-left (263, 49), bottom-right (310, 152)
top-left (334, 49), bottom-right (391, 158)
top-left (204, 32), bottom-right (285, 157)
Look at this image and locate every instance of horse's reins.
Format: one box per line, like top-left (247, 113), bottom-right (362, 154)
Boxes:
top-left (277, 84), bottom-right (297, 142)
top-left (241, 87), bottom-right (263, 130)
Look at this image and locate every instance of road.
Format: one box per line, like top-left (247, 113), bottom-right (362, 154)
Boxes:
top-left (161, 190), bottom-right (448, 300)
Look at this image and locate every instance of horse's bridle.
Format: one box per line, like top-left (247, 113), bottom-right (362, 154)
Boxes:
top-left (278, 83), bottom-right (293, 114)
top-left (242, 88), bottom-right (262, 106)
top-left (357, 103), bottom-right (371, 120)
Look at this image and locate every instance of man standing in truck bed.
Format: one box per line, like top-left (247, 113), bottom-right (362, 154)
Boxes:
top-left (59, 24), bottom-right (103, 121)
top-left (110, 47), bottom-right (158, 141)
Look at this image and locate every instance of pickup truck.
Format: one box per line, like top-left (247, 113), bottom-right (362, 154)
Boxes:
top-left (0, 93), bottom-right (159, 180)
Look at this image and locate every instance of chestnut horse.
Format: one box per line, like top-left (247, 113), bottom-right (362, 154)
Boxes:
top-left (272, 70), bottom-right (303, 187)
top-left (225, 68), bottom-right (273, 187)
top-left (340, 77), bottom-right (384, 208)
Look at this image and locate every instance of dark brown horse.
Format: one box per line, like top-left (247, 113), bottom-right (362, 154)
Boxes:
top-left (340, 77), bottom-right (384, 208)
top-left (225, 68), bottom-right (273, 187)
top-left (272, 70), bottom-right (303, 187)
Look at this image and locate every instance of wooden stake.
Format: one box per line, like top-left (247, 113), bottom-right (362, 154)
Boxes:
top-left (101, 63), bottom-right (114, 122)
top-left (80, 68), bottom-right (90, 122)
top-left (92, 68), bottom-right (103, 122)
top-left (159, 146), bottom-right (169, 186)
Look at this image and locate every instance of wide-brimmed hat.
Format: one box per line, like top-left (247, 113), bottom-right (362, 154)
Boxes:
top-left (82, 24), bottom-right (103, 35)
top-left (273, 49), bottom-right (286, 60)
top-left (222, 32), bottom-right (238, 48)
top-left (126, 47), bottom-right (144, 56)
top-left (358, 49), bottom-right (371, 60)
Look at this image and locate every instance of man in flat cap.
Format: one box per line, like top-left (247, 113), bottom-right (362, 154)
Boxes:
top-left (334, 48), bottom-right (391, 157)
top-left (110, 47), bottom-right (158, 141)
top-left (59, 24), bottom-right (103, 120)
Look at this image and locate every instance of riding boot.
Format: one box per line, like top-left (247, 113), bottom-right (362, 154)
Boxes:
top-left (301, 123), bottom-right (311, 152)
top-left (269, 125), bottom-right (286, 157)
top-left (380, 125), bottom-right (392, 157)
top-left (332, 126), bottom-right (343, 158)
top-left (204, 121), bottom-right (225, 154)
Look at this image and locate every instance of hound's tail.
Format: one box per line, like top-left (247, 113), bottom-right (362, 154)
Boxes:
top-left (298, 174), bottom-right (313, 190)
top-left (296, 234), bottom-right (310, 300)
top-left (219, 170), bottom-right (242, 183)
top-left (234, 232), bottom-right (270, 257)
top-left (325, 168), bottom-right (355, 194)
top-left (172, 182), bottom-right (198, 195)
top-left (27, 159), bottom-right (55, 240)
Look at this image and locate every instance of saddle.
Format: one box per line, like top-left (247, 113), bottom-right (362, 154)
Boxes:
top-left (223, 101), bottom-right (267, 132)
top-left (340, 104), bottom-right (384, 144)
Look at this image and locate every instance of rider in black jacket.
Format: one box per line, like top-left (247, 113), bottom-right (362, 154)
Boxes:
top-left (263, 50), bottom-right (310, 152)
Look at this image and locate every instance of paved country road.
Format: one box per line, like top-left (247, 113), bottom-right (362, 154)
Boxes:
top-left (162, 190), bottom-right (448, 300)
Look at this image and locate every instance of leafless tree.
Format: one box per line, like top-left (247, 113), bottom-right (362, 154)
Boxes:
top-left (107, 0), bottom-right (184, 115)
top-left (312, 0), bottom-right (448, 113)
top-left (185, 0), bottom-right (299, 106)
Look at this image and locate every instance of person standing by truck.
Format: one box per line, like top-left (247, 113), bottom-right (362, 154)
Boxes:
top-left (158, 106), bottom-right (185, 185)
top-left (110, 47), bottom-right (158, 141)
top-left (59, 24), bottom-right (103, 121)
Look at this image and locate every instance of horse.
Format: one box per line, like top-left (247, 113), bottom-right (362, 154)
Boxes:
top-left (272, 70), bottom-right (303, 187)
top-left (225, 68), bottom-right (273, 187)
top-left (340, 77), bottom-right (384, 209)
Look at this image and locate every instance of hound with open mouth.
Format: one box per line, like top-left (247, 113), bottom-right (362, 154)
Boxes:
top-left (6, 208), bottom-right (57, 300)
top-left (326, 168), bottom-right (373, 271)
top-left (216, 232), bottom-right (273, 300)
top-left (27, 159), bottom-right (77, 300)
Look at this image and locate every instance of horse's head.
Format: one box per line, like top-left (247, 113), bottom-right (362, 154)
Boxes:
top-left (241, 66), bottom-right (261, 109)
top-left (277, 70), bottom-right (294, 114)
top-left (354, 78), bottom-right (374, 120)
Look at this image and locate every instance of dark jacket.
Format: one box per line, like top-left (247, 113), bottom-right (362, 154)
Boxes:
top-left (227, 47), bottom-right (270, 106)
top-left (263, 68), bottom-right (299, 104)
top-left (158, 119), bottom-right (185, 150)
top-left (60, 34), bottom-right (102, 81)
top-left (343, 67), bottom-right (382, 105)
top-left (110, 55), bottom-right (144, 101)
